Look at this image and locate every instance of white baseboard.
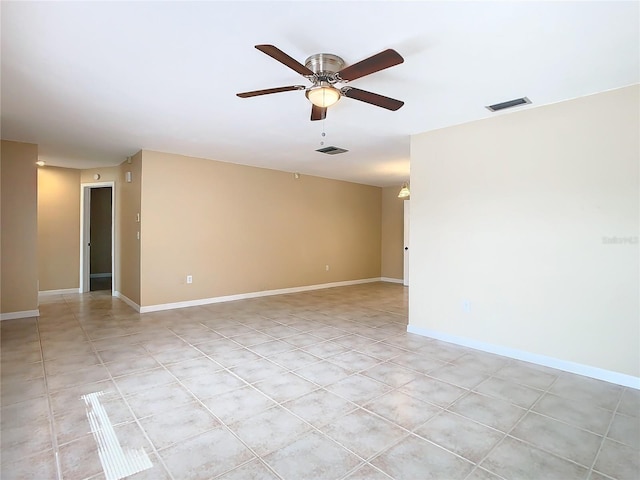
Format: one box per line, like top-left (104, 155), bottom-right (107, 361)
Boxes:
top-left (90, 273), bottom-right (112, 279)
top-left (381, 277), bottom-right (404, 284)
top-left (113, 291), bottom-right (141, 312)
top-left (139, 278), bottom-right (382, 314)
top-left (0, 309), bottom-right (40, 321)
top-left (407, 324), bottom-right (640, 390)
top-left (39, 288), bottom-right (80, 297)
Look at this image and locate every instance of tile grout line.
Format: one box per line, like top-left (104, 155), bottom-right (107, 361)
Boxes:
top-left (424, 355), bottom-right (627, 479)
top-left (192, 321), bottom-right (405, 477)
top-left (510, 376), bottom-right (622, 476)
top-left (453, 361), bottom-right (558, 480)
top-left (175, 316), bottom-right (516, 478)
top-left (42, 315), bottom-right (518, 478)
top-left (463, 370), bottom-right (603, 479)
top-left (71, 303), bottom-right (177, 480)
top-left (35, 308), bottom-right (64, 480)
top-left (355, 369), bottom-right (506, 476)
top-left (140, 334), bottom-right (287, 480)
top-left (19, 286), bottom-right (631, 480)
top-left (161, 316), bottom-right (418, 478)
top-left (586, 387), bottom-right (625, 479)
top-left (198, 328), bottom-right (477, 478)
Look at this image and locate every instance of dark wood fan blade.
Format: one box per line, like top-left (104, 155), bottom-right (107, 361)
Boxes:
top-left (337, 49), bottom-right (404, 82)
top-left (255, 45), bottom-right (314, 76)
top-left (237, 85), bottom-right (305, 98)
top-left (311, 104), bottom-right (327, 121)
top-left (341, 87), bottom-right (404, 111)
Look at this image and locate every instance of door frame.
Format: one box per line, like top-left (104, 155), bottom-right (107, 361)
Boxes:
top-left (403, 199), bottom-right (410, 287)
top-left (80, 182), bottom-right (115, 293)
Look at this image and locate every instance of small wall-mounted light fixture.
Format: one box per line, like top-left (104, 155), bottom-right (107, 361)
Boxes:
top-left (35, 160), bottom-right (46, 167)
top-left (93, 173), bottom-right (101, 180)
top-left (125, 171), bottom-right (132, 183)
top-left (294, 172), bottom-right (300, 179)
top-left (398, 182), bottom-right (410, 198)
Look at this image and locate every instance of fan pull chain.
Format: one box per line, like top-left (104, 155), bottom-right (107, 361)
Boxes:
top-left (320, 119), bottom-right (326, 146)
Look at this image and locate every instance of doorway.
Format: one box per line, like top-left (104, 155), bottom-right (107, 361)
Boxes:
top-left (80, 182), bottom-right (115, 293)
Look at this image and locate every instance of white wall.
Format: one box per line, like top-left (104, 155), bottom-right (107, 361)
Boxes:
top-left (409, 85), bottom-right (639, 382)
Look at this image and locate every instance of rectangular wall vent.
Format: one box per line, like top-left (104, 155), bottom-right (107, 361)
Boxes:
top-left (486, 97), bottom-right (531, 112)
top-left (316, 146), bottom-right (349, 155)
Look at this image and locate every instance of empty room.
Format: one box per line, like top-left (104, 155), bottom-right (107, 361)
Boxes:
top-left (1, 2), bottom-right (638, 480)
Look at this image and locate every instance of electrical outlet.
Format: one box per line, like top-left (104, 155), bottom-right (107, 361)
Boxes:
top-left (462, 300), bottom-right (471, 313)
top-left (325, 265), bottom-right (330, 271)
top-left (186, 275), bottom-right (193, 284)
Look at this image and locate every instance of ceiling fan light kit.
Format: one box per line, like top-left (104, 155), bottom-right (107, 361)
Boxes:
top-left (237, 44), bottom-right (405, 121)
top-left (306, 85), bottom-right (341, 108)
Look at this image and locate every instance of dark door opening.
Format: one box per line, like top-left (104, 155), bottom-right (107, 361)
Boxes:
top-left (89, 186), bottom-right (113, 291)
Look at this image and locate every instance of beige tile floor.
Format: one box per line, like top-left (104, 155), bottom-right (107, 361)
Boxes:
top-left (1, 282), bottom-right (638, 480)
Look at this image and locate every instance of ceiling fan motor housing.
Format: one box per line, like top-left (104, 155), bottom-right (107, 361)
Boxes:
top-left (305, 53), bottom-right (345, 107)
top-left (305, 53), bottom-right (345, 81)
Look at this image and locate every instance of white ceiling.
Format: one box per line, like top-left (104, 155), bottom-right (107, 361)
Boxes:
top-left (2, 1), bottom-right (638, 187)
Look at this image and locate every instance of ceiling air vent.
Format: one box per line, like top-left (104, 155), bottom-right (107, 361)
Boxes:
top-left (486, 97), bottom-right (531, 112)
top-left (316, 146), bottom-right (349, 155)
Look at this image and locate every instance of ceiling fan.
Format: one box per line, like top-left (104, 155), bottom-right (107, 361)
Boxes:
top-left (236, 45), bottom-right (405, 121)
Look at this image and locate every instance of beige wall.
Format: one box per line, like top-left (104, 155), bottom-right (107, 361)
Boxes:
top-left (381, 186), bottom-right (405, 280)
top-left (38, 167), bottom-right (81, 291)
top-left (139, 151), bottom-right (382, 307)
top-left (409, 85), bottom-right (639, 378)
top-left (1, 141), bottom-right (39, 314)
top-left (37, 166), bottom-right (120, 292)
top-left (80, 166), bottom-right (120, 184)
top-left (27, 148), bottom-right (391, 307)
top-left (117, 152), bottom-right (142, 303)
